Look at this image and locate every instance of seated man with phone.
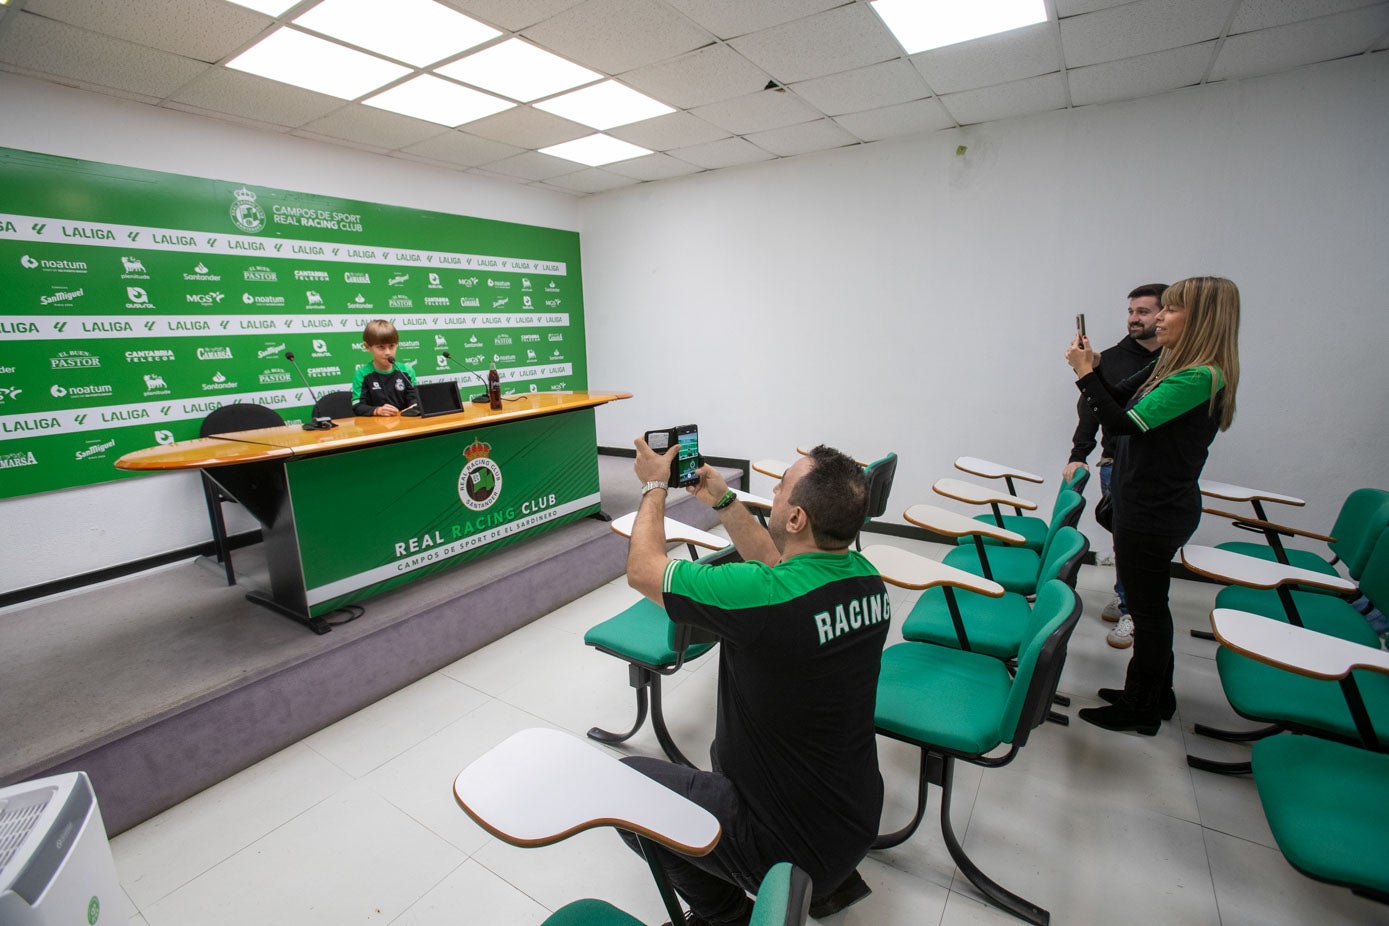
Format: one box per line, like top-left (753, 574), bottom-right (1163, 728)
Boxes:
top-left (622, 430), bottom-right (889, 925)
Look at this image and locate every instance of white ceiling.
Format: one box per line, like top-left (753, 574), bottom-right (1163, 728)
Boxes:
top-left (1, 0), bottom-right (1386, 197)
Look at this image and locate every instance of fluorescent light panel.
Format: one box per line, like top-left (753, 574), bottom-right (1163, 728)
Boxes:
top-left (872, 0), bottom-right (1047, 54)
top-left (534, 81), bottom-right (673, 131)
top-left (227, 27), bottom-right (410, 99)
top-left (365, 74), bottom-right (514, 126)
top-left (541, 134), bottom-right (652, 167)
top-left (294, 0), bottom-right (500, 66)
top-left (436, 38), bottom-right (602, 103)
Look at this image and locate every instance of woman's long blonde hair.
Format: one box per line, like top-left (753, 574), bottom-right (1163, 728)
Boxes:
top-left (1141, 276), bottom-right (1240, 431)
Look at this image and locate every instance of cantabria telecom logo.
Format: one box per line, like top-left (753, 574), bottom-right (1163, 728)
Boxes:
top-left (230, 186), bottom-right (266, 234)
top-left (458, 439), bottom-right (502, 512)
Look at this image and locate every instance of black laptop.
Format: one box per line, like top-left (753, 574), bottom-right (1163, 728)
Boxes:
top-left (416, 380), bottom-right (464, 418)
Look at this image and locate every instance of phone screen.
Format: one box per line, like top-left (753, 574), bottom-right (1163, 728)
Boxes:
top-left (674, 426), bottom-right (700, 487)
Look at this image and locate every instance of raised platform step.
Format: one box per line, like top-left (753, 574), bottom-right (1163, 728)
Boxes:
top-left (0, 453), bottom-right (736, 834)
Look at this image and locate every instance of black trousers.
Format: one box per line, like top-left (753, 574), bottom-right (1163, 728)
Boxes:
top-left (1113, 526), bottom-right (1191, 712)
top-left (617, 757), bottom-right (797, 924)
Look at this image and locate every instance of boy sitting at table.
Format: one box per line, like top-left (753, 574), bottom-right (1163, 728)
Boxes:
top-left (352, 319), bottom-right (417, 417)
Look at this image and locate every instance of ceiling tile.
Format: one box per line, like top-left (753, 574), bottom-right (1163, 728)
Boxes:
top-left (790, 59), bottom-right (930, 117)
top-left (23, 0), bottom-right (271, 62)
top-left (1212, 5), bottom-right (1389, 79)
top-left (440, 0), bottom-right (587, 32)
top-left (1056, 0), bottom-right (1137, 14)
top-left (910, 22), bottom-right (1061, 95)
top-left (399, 130), bottom-right (526, 167)
top-left (744, 118), bottom-right (858, 157)
top-left (662, 0), bottom-right (846, 40)
top-left (0, 12), bottom-right (209, 99)
top-left (1231, 0), bottom-right (1386, 33)
top-left (521, 0), bottom-right (714, 74)
top-left (601, 151), bottom-right (705, 181)
top-left (298, 103), bottom-right (451, 149)
top-left (618, 43), bottom-right (771, 110)
top-left (605, 110), bottom-right (730, 149)
top-left (484, 150), bottom-right (579, 180)
top-left (939, 72), bottom-right (1067, 125)
top-left (1060, 0), bottom-right (1233, 67)
top-left (832, 97), bottom-right (956, 141)
top-left (463, 105), bottom-right (592, 147)
top-left (540, 166), bottom-right (639, 193)
top-left (728, 4), bottom-right (902, 84)
top-left (167, 67), bottom-right (344, 127)
top-left (669, 135), bottom-right (775, 169)
top-left (690, 88), bottom-right (819, 135)
top-left (1070, 40), bottom-right (1216, 106)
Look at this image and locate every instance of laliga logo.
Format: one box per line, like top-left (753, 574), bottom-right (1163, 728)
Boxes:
top-left (458, 439), bottom-right (503, 512)
top-left (230, 186), bottom-right (266, 234)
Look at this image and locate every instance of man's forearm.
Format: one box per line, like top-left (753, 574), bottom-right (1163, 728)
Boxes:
top-left (627, 486), bottom-right (670, 603)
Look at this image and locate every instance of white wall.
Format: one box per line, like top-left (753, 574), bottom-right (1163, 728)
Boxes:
top-left (1, 74), bottom-right (581, 594)
top-left (581, 54), bottom-right (1389, 553)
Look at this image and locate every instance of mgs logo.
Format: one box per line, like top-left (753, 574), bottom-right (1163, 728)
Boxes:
top-left (230, 186), bottom-right (266, 234)
top-left (458, 439), bottom-right (503, 511)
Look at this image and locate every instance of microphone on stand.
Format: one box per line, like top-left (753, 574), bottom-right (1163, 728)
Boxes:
top-left (440, 351), bottom-right (492, 403)
top-left (285, 351), bottom-right (337, 430)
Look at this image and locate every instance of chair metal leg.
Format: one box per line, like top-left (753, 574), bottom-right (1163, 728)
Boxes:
top-left (1051, 693), bottom-right (1071, 707)
top-left (1045, 710), bottom-right (1069, 726)
top-left (937, 755), bottom-right (1050, 926)
top-left (1194, 722), bottom-right (1282, 742)
top-left (1186, 754), bottom-right (1252, 775)
top-left (649, 675), bottom-right (696, 768)
top-left (1190, 629), bottom-right (1216, 640)
top-left (636, 835), bottom-right (688, 926)
top-left (872, 749), bottom-right (936, 850)
top-left (588, 665), bottom-right (651, 746)
top-left (201, 474), bottom-right (236, 586)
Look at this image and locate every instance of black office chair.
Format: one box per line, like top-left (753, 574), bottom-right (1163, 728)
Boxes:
top-left (199, 403), bottom-right (284, 585)
top-left (311, 390), bottom-right (353, 421)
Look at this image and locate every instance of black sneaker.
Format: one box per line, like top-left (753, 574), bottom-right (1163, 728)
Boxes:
top-left (809, 868), bottom-right (871, 918)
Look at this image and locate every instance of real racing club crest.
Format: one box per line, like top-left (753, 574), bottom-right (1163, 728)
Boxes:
top-left (458, 438), bottom-right (503, 511)
top-left (229, 186), bottom-right (266, 234)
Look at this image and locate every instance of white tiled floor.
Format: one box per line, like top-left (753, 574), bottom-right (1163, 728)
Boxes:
top-left (109, 533), bottom-right (1387, 925)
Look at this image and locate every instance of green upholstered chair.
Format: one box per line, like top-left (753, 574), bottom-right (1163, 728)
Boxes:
top-left (873, 579), bottom-right (1083, 926)
top-left (968, 466), bottom-right (1089, 552)
top-left (1213, 487), bottom-right (1389, 582)
top-left (941, 490), bottom-right (1084, 596)
top-left (1212, 524), bottom-right (1389, 644)
top-left (1207, 609), bottom-right (1389, 905)
top-left (903, 527), bottom-right (1089, 660)
top-left (1186, 539), bottom-right (1389, 774)
top-left (541, 861), bottom-right (813, 926)
top-left (749, 450), bottom-right (898, 550)
top-left (585, 545), bottom-right (735, 768)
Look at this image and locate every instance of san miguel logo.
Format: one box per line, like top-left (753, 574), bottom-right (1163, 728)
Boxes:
top-left (230, 186), bottom-right (266, 234)
top-left (458, 438), bottom-right (502, 511)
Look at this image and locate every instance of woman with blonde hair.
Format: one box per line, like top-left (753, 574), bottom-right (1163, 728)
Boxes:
top-left (1064, 276), bottom-right (1241, 734)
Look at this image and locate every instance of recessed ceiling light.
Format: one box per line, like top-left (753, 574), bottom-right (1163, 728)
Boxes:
top-left (227, 27), bottom-right (410, 99)
top-left (871, 0), bottom-right (1047, 54)
top-left (294, 0), bottom-right (500, 67)
top-left (541, 134), bottom-right (653, 167)
top-left (436, 38), bottom-right (602, 103)
top-left (224, 0), bottom-right (298, 14)
top-left (534, 81), bottom-right (673, 131)
top-left (365, 74), bottom-right (514, 126)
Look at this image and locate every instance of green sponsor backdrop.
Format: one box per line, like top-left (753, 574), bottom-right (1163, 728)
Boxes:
top-left (0, 146), bottom-right (586, 499)
top-left (288, 410), bottom-right (600, 617)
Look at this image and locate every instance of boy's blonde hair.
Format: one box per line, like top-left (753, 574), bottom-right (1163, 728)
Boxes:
top-left (362, 319), bottom-right (399, 346)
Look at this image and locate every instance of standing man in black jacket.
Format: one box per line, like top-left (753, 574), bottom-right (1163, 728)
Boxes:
top-left (1063, 283), bottom-right (1164, 648)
